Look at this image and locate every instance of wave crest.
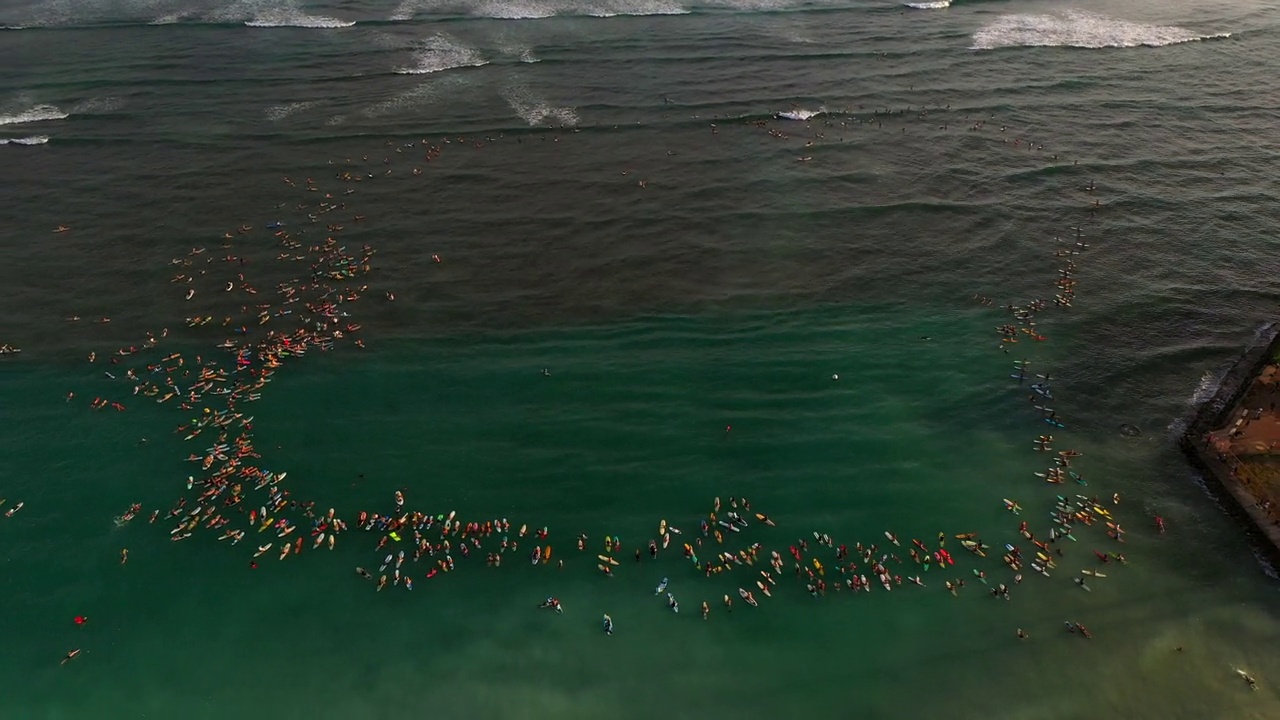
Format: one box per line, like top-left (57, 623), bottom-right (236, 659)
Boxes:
top-left (389, 0), bottom-right (688, 21)
top-left (245, 13), bottom-right (355, 28)
top-left (395, 35), bottom-right (488, 75)
top-left (0, 135), bottom-right (49, 145)
top-left (972, 10), bottom-right (1230, 50)
top-left (0, 103), bottom-right (68, 126)
top-left (776, 107), bottom-right (824, 121)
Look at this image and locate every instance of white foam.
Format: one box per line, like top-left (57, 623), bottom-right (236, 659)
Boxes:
top-left (501, 84), bottom-right (579, 127)
top-left (245, 12), bottom-right (355, 28)
top-left (494, 32), bottom-right (540, 63)
top-left (0, 103), bottom-right (69, 126)
top-left (776, 107), bottom-right (823, 121)
top-left (388, 0), bottom-right (437, 20)
top-left (395, 34), bottom-right (488, 75)
top-left (581, 0), bottom-right (688, 17)
top-left (73, 96), bottom-right (123, 114)
top-left (972, 10), bottom-right (1230, 50)
top-left (903, 0), bottom-right (949, 9)
top-left (265, 101), bottom-right (318, 121)
top-left (471, 1), bottom-right (557, 20)
top-left (1190, 368), bottom-right (1225, 407)
top-left (389, 0), bottom-right (688, 20)
top-left (0, 135), bottom-right (50, 145)
top-left (364, 76), bottom-right (466, 117)
top-left (149, 12), bottom-right (191, 25)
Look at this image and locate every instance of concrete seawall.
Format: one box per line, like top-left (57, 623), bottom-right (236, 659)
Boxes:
top-left (1179, 321), bottom-right (1280, 565)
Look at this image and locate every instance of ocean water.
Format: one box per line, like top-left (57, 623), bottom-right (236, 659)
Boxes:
top-left (2, 0), bottom-right (1280, 718)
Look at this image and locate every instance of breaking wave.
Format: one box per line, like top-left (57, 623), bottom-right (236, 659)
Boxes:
top-left (0, 103), bottom-right (69, 126)
top-left (776, 107), bottom-right (824, 121)
top-left (0, 135), bottom-right (49, 145)
top-left (972, 10), bottom-right (1231, 50)
top-left (395, 35), bottom-right (489, 75)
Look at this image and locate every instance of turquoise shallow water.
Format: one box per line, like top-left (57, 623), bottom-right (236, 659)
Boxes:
top-left (3, 305), bottom-right (1280, 719)
top-left (3, 0), bottom-right (1280, 718)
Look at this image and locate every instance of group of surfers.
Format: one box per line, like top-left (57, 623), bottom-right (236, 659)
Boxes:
top-left (46, 115), bottom-right (1145, 668)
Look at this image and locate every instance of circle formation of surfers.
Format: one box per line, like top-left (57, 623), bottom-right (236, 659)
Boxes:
top-left (17, 110), bottom-right (1247, 686)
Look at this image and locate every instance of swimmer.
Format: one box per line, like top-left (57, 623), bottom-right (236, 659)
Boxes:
top-left (61, 649), bottom-right (82, 665)
top-left (120, 548), bottom-right (128, 565)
